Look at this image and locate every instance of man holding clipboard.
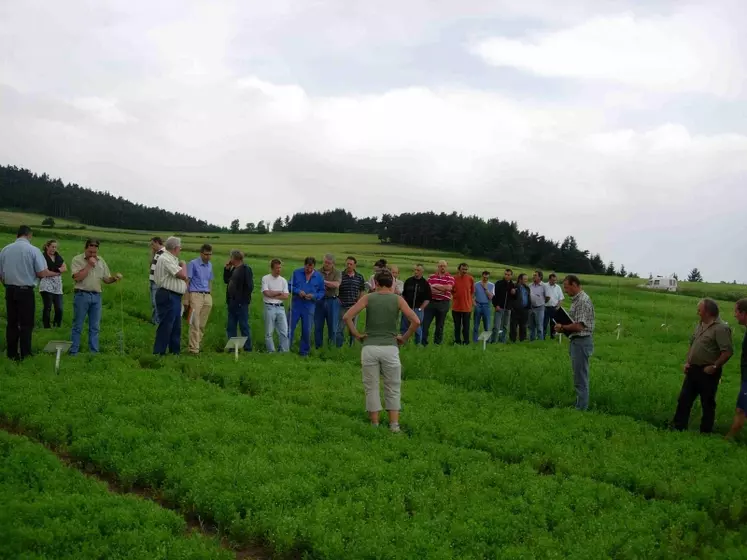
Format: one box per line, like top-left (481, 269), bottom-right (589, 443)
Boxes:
top-left (553, 275), bottom-right (595, 411)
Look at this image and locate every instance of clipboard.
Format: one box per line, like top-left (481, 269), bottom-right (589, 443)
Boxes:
top-left (552, 306), bottom-right (573, 326)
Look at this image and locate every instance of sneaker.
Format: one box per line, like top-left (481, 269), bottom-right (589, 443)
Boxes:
top-left (389, 423), bottom-right (401, 434)
top-left (371, 422), bottom-right (380, 428)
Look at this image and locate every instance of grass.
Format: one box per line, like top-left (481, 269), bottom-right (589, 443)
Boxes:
top-left (0, 212), bottom-right (746, 557)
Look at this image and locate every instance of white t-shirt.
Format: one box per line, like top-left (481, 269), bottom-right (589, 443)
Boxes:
top-left (545, 283), bottom-right (564, 307)
top-left (261, 274), bottom-right (289, 304)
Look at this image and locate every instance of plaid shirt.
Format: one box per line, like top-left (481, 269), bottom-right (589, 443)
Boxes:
top-left (569, 290), bottom-right (595, 338)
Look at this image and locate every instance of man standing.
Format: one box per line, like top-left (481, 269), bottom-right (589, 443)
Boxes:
top-left (153, 237), bottom-right (187, 356)
top-left (148, 237), bottom-right (165, 324)
top-left (289, 257), bottom-right (325, 356)
top-left (0, 225), bottom-right (59, 360)
top-left (422, 260), bottom-right (455, 346)
top-left (224, 250), bottom-right (254, 352)
top-left (390, 265), bottom-right (404, 295)
top-left (726, 299), bottom-right (747, 440)
top-left (315, 254), bottom-right (342, 349)
top-left (401, 264), bottom-right (431, 345)
top-left (672, 298), bottom-right (733, 433)
top-left (473, 270), bottom-right (494, 343)
top-left (368, 259), bottom-right (388, 291)
top-left (509, 273), bottom-right (531, 343)
top-left (528, 270), bottom-right (549, 341)
top-left (261, 259), bottom-right (289, 352)
top-left (69, 238), bottom-right (123, 356)
top-left (491, 269), bottom-right (515, 343)
top-left (543, 273), bottom-right (564, 339)
top-left (554, 275), bottom-right (595, 410)
top-left (451, 263), bottom-right (475, 345)
top-left (337, 256), bottom-right (366, 347)
top-left (186, 244), bottom-right (214, 354)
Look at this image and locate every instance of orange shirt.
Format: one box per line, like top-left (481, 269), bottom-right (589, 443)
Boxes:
top-left (452, 274), bottom-right (475, 312)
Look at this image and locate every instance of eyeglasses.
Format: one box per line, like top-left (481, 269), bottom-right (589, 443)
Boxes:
top-left (202, 252), bottom-right (212, 256)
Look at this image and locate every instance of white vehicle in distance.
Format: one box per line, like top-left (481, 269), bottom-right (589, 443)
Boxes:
top-left (639, 275), bottom-right (678, 293)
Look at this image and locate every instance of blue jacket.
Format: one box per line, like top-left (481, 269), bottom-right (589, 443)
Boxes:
top-left (290, 268), bottom-right (325, 304)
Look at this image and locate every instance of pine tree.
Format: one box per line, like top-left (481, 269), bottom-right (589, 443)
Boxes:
top-left (687, 268), bottom-right (703, 282)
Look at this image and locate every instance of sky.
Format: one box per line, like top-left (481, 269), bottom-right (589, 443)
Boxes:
top-left (0, 0), bottom-right (745, 282)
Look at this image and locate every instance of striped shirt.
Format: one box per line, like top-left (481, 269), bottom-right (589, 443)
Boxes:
top-left (569, 290), bottom-right (595, 338)
top-left (428, 273), bottom-right (455, 302)
top-left (154, 251), bottom-right (187, 295)
top-left (339, 271), bottom-right (366, 307)
top-left (149, 248), bottom-right (165, 282)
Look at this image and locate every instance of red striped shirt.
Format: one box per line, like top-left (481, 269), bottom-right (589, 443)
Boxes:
top-left (428, 273), bottom-right (455, 301)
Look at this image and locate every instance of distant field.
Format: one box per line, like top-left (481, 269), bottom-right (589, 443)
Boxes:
top-left (2, 210), bottom-right (747, 557)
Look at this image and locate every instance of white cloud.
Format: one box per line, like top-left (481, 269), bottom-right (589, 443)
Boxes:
top-left (471, 5), bottom-right (746, 97)
top-left (0, 0), bottom-right (745, 282)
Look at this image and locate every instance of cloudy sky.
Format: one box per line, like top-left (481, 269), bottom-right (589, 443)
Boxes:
top-left (1, 0), bottom-right (745, 282)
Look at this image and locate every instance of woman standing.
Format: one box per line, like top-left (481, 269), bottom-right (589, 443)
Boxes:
top-left (39, 239), bottom-right (66, 328)
top-left (343, 269), bottom-right (420, 433)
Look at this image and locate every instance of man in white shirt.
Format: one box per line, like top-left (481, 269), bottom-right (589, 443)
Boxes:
top-left (261, 258), bottom-right (290, 352)
top-left (543, 273), bottom-right (565, 339)
top-left (153, 236), bottom-right (188, 355)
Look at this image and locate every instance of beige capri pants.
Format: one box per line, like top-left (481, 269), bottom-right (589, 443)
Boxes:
top-left (361, 345), bottom-right (402, 412)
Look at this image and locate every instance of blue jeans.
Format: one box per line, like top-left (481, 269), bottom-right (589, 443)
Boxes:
top-left (570, 336), bottom-right (594, 410)
top-left (315, 297), bottom-right (339, 348)
top-left (153, 289), bottom-right (182, 355)
top-left (472, 303), bottom-right (491, 342)
top-left (337, 306), bottom-right (358, 347)
top-left (543, 306), bottom-right (557, 338)
top-left (491, 309), bottom-right (510, 343)
top-left (400, 308), bottom-right (424, 345)
top-left (528, 306), bottom-right (545, 341)
top-left (226, 300), bottom-right (252, 351)
top-left (70, 291), bottom-right (102, 355)
top-left (150, 280), bottom-right (160, 325)
top-left (290, 300), bottom-right (314, 356)
top-left (264, 303), bottom-right (289, 352)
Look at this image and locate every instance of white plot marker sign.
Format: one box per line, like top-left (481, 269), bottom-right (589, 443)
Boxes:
top-left (43, 340), bottom-right (72, 374)
top-left (224, 337), bottom-right (248, 361)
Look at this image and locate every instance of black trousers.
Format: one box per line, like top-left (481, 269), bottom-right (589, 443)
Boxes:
top-left (422, 300), bottom-right (450, 346)
top-left (5, 285), bottom-right (36, 360)
top-left (510, 308), bottom-right (528, 342)
top-left (41, 291), bottom-right (63, 328)
top-left (452, 311), bottom-right (471, 345)
top-left (673, 365), bottom-right (721, 433)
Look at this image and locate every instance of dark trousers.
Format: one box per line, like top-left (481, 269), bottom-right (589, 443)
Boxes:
top-left (5, 285), bottom-right (35, 360)
top-left (41, 291), bottom-right (63, 328)
top-left (422, 300), bottom-right (450, 346)
top-left (227, 300), bottom-right (252, 351)
top-left (153, 289), bottom-right (182, 355)
top-left (543, 306), bottom-right (556, 338)
top-left (510, 308), bottom-right (529, 342)
top-left (452, 311), bottom-right (471, 345)
top-left (673, 365), bottom-right (721, 433)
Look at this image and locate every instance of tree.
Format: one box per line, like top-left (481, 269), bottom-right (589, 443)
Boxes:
top-left (672, 273), bottom-right (678, 281)
top-left (41, 217), bottom-right (55, 227)
top-left (272, 217), bottom-right (284, 232)
top-left (230, 219), bottom-right (240, 234)
top-left (618, 264), bottom-right (627, 277)
top-left (0, 165), bottom-right (223, 232)
top-left (244, 222), bottom-right (256, 233)
top-left (605, 262), bottom-right (616, 276)
top-left (687, 268), bottom-right (703, 282)
top-left (256, 221), bottom-right (268, 234)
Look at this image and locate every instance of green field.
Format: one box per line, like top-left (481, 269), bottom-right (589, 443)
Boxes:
top-left (1, 212), bottom-right (747, 558)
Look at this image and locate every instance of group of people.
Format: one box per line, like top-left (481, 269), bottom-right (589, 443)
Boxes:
top-left (0, 226), bottom-right (124, 360)
top-left (2, 226), bottom-right (745, 439)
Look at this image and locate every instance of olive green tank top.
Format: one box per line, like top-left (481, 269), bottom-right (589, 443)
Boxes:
top-left (363, 292), bottom-right (400, 346)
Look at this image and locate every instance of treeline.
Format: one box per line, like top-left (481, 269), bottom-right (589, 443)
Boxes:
top-left (0, 166), bottom-right (222, 232)
top-left (272, 209), bottom-right (632, 276)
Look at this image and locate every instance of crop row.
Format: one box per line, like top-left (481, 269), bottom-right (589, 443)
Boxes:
top-left (1, 358), bottom-right (746, 559)
top-left (0, 430), bottom-right (229, 559)
top-left (173, 354), bottom-right (747, 527)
